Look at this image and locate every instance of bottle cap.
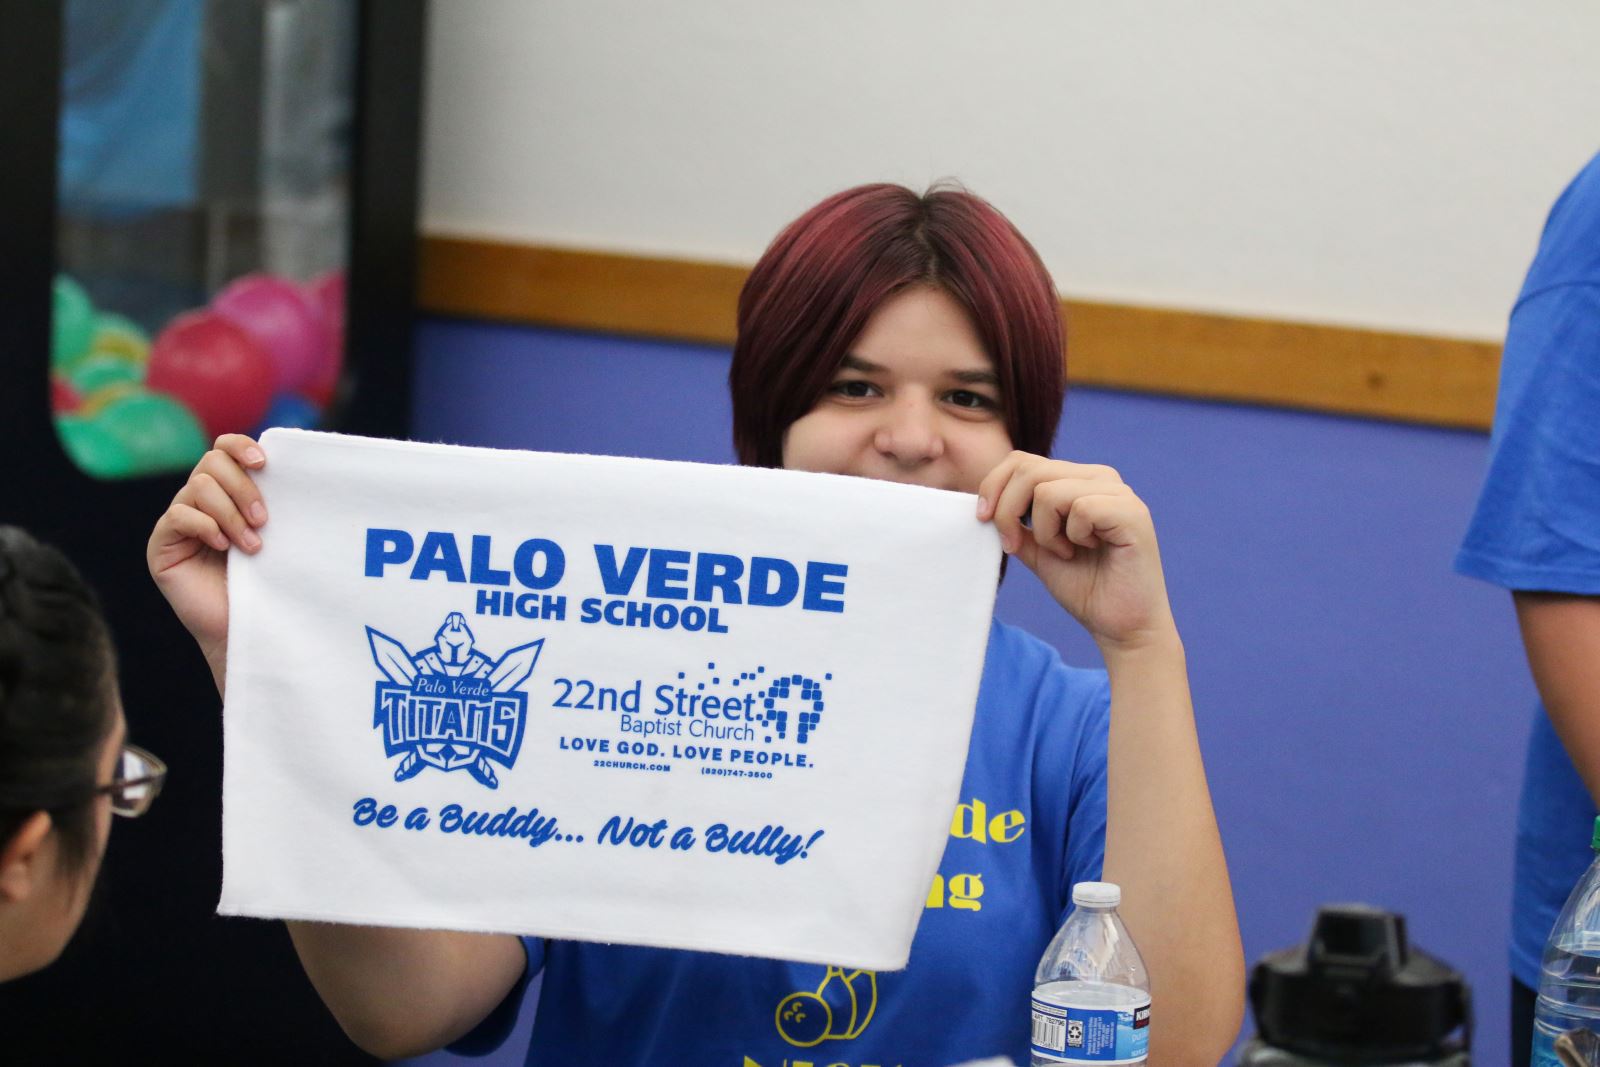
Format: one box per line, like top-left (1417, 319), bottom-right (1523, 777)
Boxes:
top-left (1249, 903), bottom-right (1469, 1061)
top-left (1591, 816), bottom-right (1600, 852)
top-left (1072, 881), bottom-right (1121, 907)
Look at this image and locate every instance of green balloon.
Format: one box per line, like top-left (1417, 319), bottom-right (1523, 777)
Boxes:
top-left (55, 414), bottom-right (137, 480)
top-left (69, 353), bottom-right (145, 394)
top-left (52, 275), bottom-right (96, 371)
top-left (94, 391), bottom-right (209, 475)
top-left (90, 311), bottom-right (152, 361)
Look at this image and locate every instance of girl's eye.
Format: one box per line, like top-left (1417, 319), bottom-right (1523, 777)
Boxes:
top-left (830, 380), bottom-right (877, 399)
top-left (947, 390), bottom-right (997, 410)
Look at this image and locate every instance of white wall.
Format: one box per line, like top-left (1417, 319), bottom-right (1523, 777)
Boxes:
top-left (421, 0), bottom-right (1600, 340)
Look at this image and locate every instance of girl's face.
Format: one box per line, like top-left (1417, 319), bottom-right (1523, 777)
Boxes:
top-left (781, 286), bottom-right (1014, 494)
top-left (0, 702), bottom-right (121, 982)
top-left (42, 705), bottom-right (122, 956)
top-left (84, 705), bottom-right (123, 878)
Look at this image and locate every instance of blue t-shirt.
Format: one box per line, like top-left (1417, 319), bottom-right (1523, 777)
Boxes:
top-left (1455, 148), bottom-right (1600, 988)
top-left (455, 619), bottom-right (1111, 1065)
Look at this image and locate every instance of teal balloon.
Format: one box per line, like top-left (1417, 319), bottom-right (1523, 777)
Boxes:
top-left (69, 353), bottom-right (145, 394)
top-left (89, 311), bottom-right (152, 361)
top-left (55, 415), bottom-right (137, 479)
top-left (52, 275), bottom-right (96, 370)
top-left (93, 391), bottom-right (209, 475)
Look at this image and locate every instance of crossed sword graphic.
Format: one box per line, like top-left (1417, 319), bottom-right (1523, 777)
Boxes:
top-left (367, 628), bottom-right (543, 789)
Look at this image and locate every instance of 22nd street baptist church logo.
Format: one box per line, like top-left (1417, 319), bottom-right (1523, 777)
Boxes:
top-left (366, 613), bottom-right (542, 789)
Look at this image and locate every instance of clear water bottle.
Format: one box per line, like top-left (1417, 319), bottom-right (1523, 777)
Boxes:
top-left (1532, 817), bottom-right (1600, 1066)
top-left (1031, 881), bottom-right (1150, 1065)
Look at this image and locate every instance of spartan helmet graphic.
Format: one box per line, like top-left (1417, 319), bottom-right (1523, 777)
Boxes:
top-left (410, 613), bottom-right (492, 680)
top-left (435, 612), bottom-right (476, 666)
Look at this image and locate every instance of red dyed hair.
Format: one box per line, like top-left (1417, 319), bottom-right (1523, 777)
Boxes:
top-left (729, 183), bottom-right (1066, 468)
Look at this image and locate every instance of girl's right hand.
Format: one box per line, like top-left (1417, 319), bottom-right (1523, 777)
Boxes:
top-left (147, 434), bottom-right (269, 673)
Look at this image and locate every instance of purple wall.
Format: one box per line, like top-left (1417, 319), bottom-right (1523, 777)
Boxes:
top-left (407, 317), bottom-right (1534, 1065)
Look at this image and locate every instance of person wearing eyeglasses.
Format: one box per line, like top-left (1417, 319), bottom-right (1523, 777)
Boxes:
top-left (0, 525), bottom-right (166, 983)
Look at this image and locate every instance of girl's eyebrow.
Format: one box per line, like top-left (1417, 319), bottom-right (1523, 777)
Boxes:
top-left (839, 354), bottom-right (884, 373)
top-left (950, 369), bottom-right (1000, 388)
top-left (841, 353), bottom-right (999, 388)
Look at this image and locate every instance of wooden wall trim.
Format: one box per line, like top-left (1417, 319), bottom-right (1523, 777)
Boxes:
top-left (419, 235), bottom-right (1501, 431)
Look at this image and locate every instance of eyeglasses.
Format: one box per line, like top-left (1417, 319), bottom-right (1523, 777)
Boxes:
top-left (92, 744), bottom-right (167, 818)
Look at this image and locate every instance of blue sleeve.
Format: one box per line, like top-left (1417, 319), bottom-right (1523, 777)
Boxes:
top-left (1057, 672), bottom-right (1111, 920)
top-left (1457, 150), bottom-right (1600, 592)
top-left (443, 937), bottom-right (546, 1058)
top-left (1455, 282), bottom-right (1600, 593)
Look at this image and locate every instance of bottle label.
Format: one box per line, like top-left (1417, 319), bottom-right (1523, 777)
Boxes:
top-left (1030, 994), bottom-right (1150, 1063)
top-left (1531, 1028), bottom-right (1559, 1067)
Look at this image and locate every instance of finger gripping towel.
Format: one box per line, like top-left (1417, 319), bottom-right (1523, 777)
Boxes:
top-left (221, 429), bottom-right (1000, 969)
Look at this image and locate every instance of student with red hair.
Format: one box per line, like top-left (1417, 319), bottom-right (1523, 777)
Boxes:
top-left (149, 183), bottom-right (1243, 1065)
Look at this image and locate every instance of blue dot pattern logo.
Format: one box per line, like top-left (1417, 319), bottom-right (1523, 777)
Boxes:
top-left (760, 673), bottom-right (826, 743)
top-left (667, 663), bottom-right (831, 750)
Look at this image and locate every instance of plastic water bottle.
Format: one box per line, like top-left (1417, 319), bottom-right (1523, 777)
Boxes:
top-left (1532, 817), bottom-right (1600, 1066)
top-left (1031, 881), bottom-right (1150, 1065)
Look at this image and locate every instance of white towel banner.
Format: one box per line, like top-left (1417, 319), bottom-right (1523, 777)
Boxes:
top-left (220, 429), bottom-right (999, 969)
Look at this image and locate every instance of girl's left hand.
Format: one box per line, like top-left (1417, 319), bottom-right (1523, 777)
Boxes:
top-left (977, 452), bottom-right (1176, 653)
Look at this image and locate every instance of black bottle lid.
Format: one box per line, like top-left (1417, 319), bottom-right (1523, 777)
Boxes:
top-left (1248, 904), bottom-right (1471, 1063)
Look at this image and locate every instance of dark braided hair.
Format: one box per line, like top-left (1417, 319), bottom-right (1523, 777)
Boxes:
top-left (0, 527), bottom-right (117, 878)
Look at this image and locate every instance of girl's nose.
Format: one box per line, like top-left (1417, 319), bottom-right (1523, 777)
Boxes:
top-left (872, 398), bottom-right (945, 466)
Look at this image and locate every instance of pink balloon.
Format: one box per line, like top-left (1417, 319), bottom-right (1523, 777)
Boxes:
top-left (301, 270), bottom-right (346, 409)
top-left (213, 273), bottom-right (328, 393)
top-left (146, 310), bottom-right (276, 439)
top-left (309, 269), bottom-right (345, 332)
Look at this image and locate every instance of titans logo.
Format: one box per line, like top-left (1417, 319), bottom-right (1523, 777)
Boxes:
top-left (366, 613), bottom-right (542, 789)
